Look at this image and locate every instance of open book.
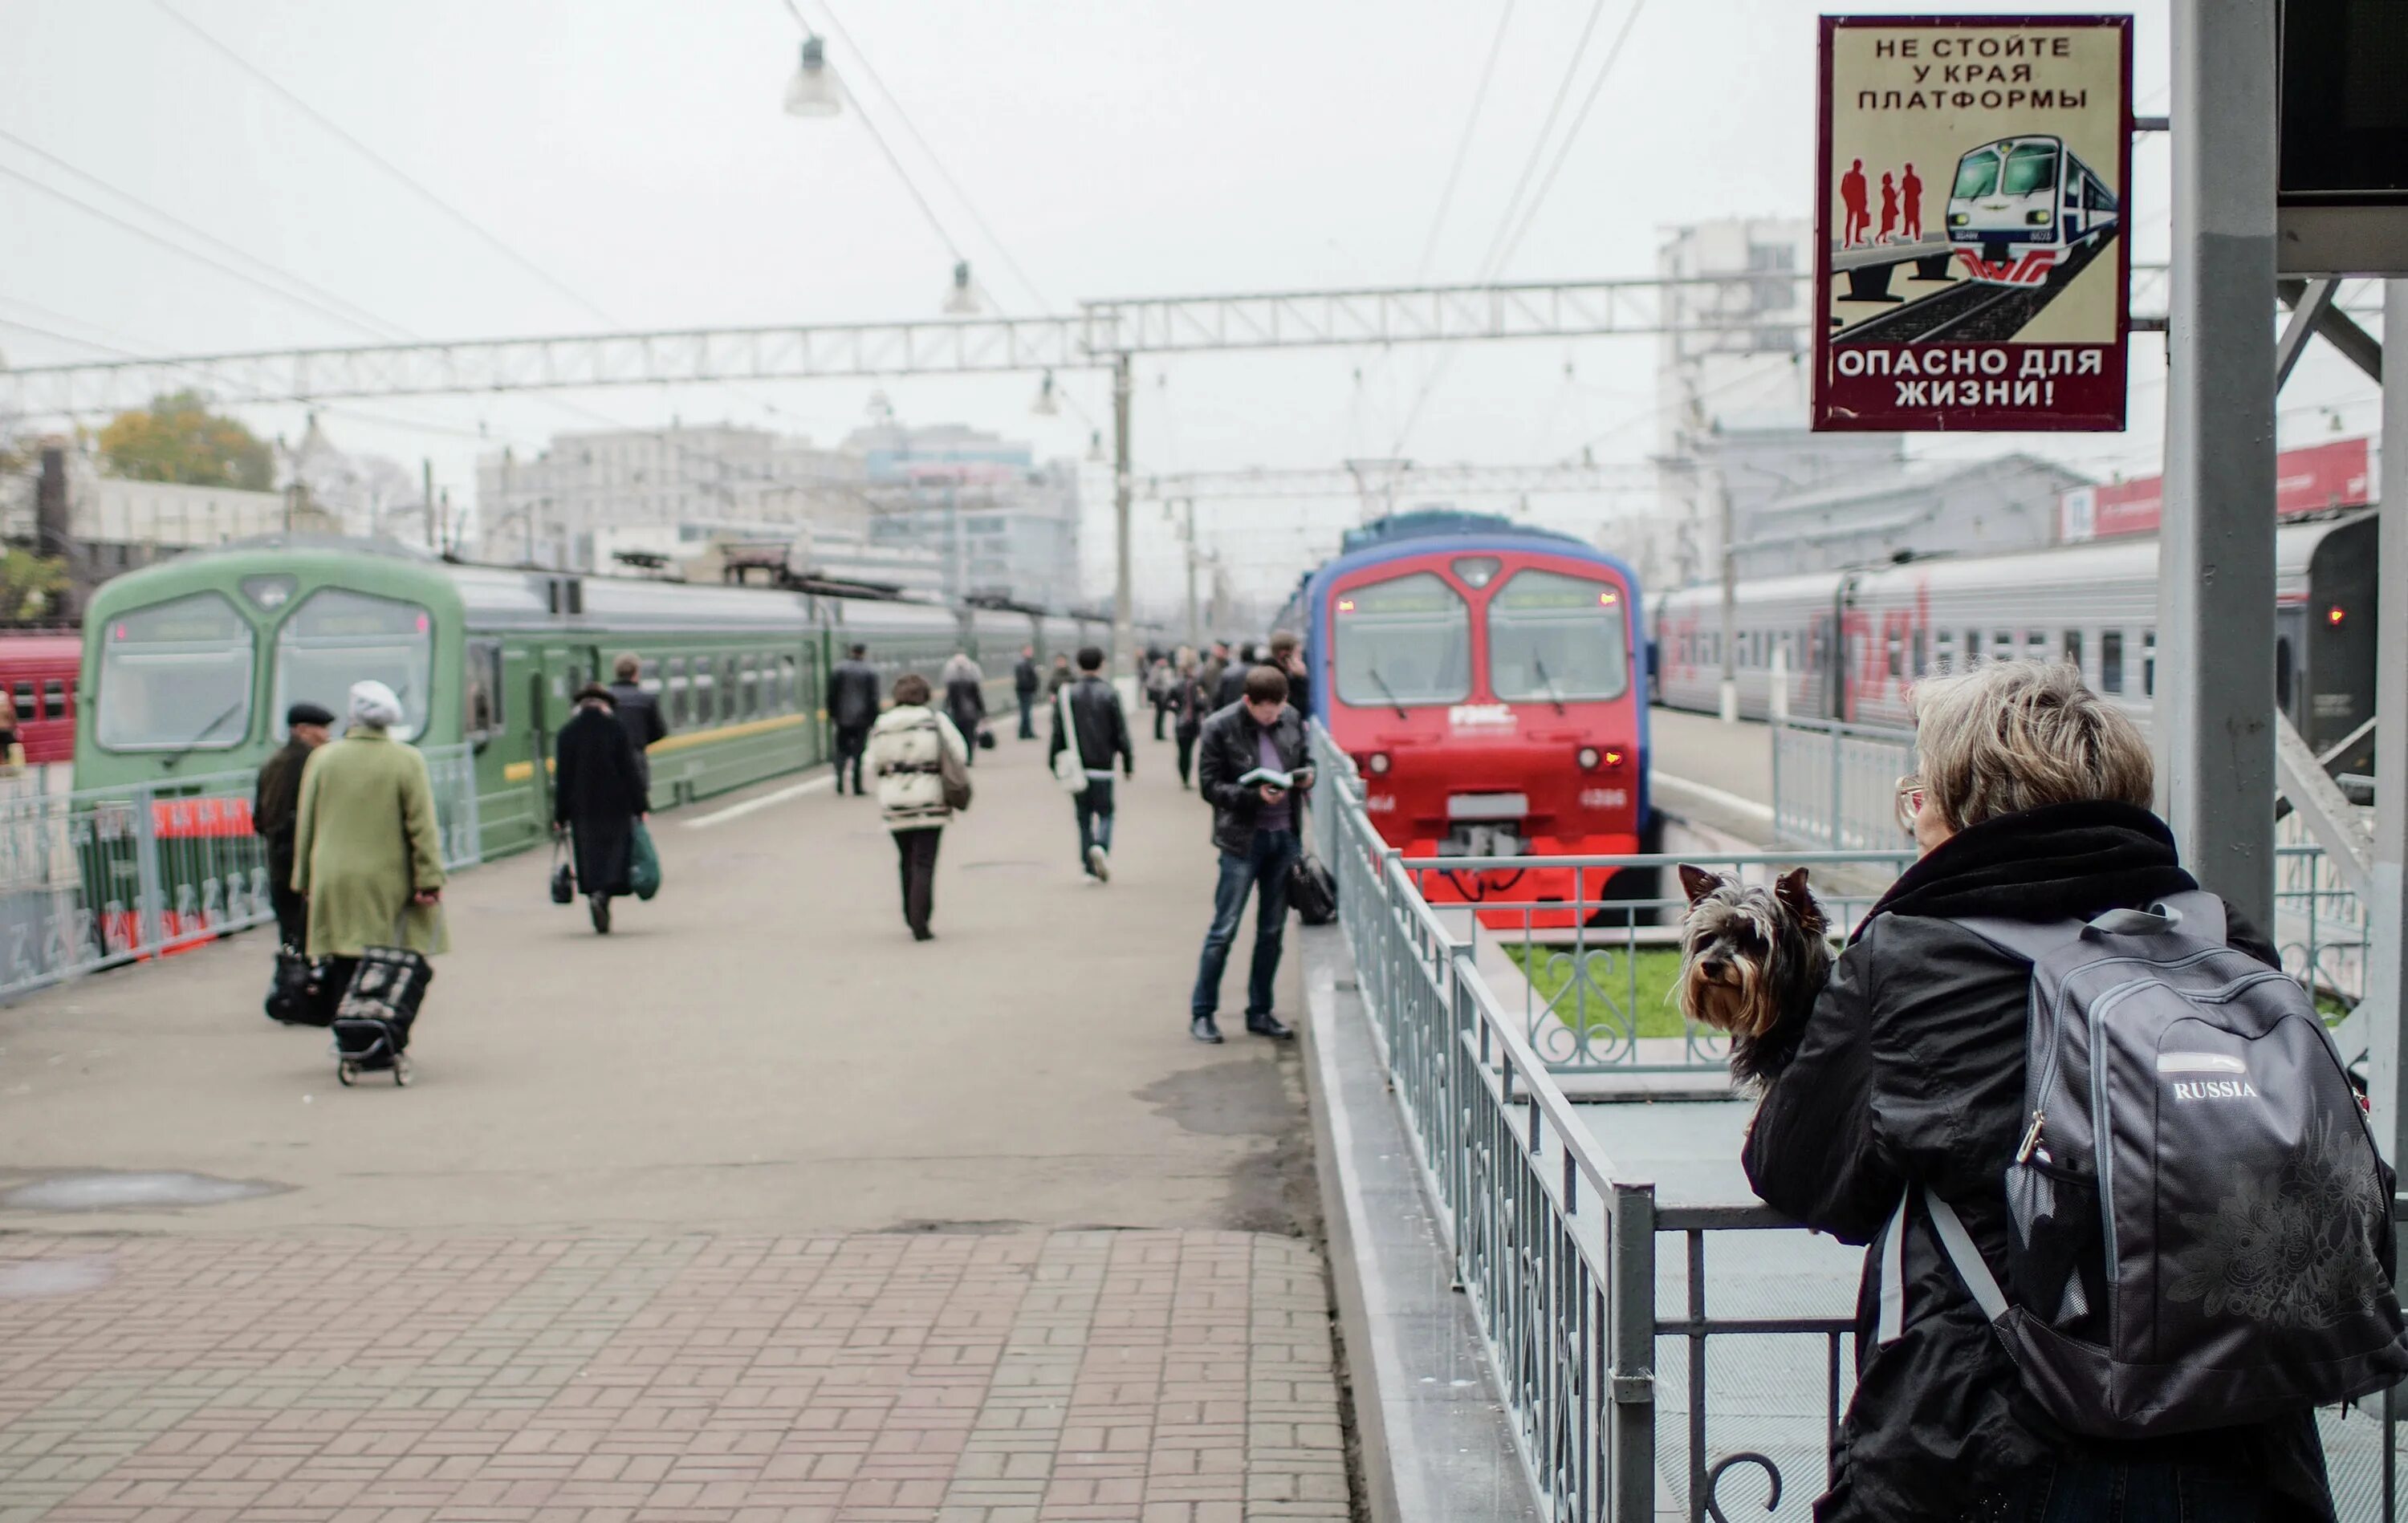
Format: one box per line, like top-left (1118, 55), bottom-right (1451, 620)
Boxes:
top-left (1238, 766), bottom-right (1299, 790)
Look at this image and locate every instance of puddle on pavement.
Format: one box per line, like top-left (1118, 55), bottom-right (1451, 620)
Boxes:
top-left (0, 1253), bottom-right (116, 1299)
top-left (1, 1170), bottom-right (285, 1212)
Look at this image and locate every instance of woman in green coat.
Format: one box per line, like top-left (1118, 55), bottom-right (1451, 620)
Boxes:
top-left (291, 680), bottom-right (449, 977)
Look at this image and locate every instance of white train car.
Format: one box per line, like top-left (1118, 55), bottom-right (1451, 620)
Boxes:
top-left (1653, 510), bottom-right (2378, 762)
top-left (1946, 134), bottom-right (2120, 286)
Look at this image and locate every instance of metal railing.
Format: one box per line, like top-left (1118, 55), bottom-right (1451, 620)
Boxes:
top-left (0, 745), bottom-right (480, 1004)
top-left (1307, 722), bottom-right (2406, 1521)
top-left (1768, 716), bottom-right (1917, 851)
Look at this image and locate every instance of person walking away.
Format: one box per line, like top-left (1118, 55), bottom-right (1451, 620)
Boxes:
top-left (868, 673), bottom-right (967, 941)
top-left (827, 643), bottom-right (880, 795)
top-left (1045, 651), bottom-right (1073, 697)
top-left (1190, 666), bottom-right (1313, 1043)
top-left (1013, 644), bottom-right (1040, 740)
top-left (254, 701), bottom-right (335, 949)
top-left (1214, 643), bottom-right (1255, 709)
top-left (291, 680), bottom-right (445, 1064)
top-left (941, 651), bottom-right (986, 764)
top-left (554, 684), bottom-right (649, 935)
top-left (1172, 648), bottom-right (1207, 790)
top-left (1146, 652), bottom-right (1178, 741)
top-left (1267, 629), bottom-right (1310, 718)
top-left (1050, 646), bottom-right (1133, 881)
top-left (605, 652), bottom-right (668, 794)
top-left (1743, 661), bottom-right (2372, 1521)
top-left (1900, 161), bottom-right (1923, 241)
top-left (1198, 641), bottom-right (1230, 709)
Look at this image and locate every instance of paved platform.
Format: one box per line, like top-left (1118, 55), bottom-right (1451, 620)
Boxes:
top-left (0, 727), bottom-right (1349, 1521)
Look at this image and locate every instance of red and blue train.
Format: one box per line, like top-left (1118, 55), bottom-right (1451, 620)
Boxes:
top-left (1284, 510), bottom-right (1654, 924)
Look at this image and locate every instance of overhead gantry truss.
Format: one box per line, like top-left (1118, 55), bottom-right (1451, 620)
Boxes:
top-left (1136, 459), bottom-right (1658, 502)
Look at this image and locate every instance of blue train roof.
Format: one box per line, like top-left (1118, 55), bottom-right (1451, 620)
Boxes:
top-left (1338, 509), bottom-right (1584, 554)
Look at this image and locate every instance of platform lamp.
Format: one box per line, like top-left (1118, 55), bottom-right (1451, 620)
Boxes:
top-left (943, 261), bottom-right (981, 316)
top-left (783, 35), bottom-right (843, 117)
top-left (1031, 372), bottom-right (1060, 416)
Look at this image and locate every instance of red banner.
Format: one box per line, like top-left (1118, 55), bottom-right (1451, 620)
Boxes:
top-left (2056, 437), bottom-right (2372, 541)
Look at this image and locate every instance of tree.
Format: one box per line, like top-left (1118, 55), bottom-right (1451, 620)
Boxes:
top-left (0, 550), bottom-right (68, 622)
top-left (97, 391), bottom-right (273, 491)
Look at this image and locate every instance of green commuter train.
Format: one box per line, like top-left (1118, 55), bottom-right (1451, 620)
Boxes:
top-left (75, 536), bottom-right (1112, 860)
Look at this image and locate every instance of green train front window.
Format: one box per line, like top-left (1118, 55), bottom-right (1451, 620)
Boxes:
top-left (1487, 569), bottom-right (1629, 702)
top-left (274, 589), bottom-right (434, 741)
top-left (96, 592), bottom-right (256, 753)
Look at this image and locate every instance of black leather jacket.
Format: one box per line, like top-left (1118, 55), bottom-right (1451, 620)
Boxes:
top-left (1013, 657), bottom-right (1039, 697)
top-left (1195, 701), bottom-right (1309, 856)
top-left (1047, 676), bottom-right (1133, 777)
top-left (827, 660), bottom-right (880, 730)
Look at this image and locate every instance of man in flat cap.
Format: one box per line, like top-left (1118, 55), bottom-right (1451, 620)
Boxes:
top-left (256, 701), bottom-right (335, 949)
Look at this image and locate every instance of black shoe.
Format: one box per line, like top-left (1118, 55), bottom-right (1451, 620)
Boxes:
top-left (589, 895), bottom-right (612, 935)
top-left (1190, 1014), bottom-right (1223, 1044)
top-left (912, 926), bottom-right (934, 942)
top-left (1246, 1014), bottom-right (1294, 1040)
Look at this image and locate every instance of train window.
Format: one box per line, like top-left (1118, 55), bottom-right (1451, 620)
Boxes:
top-left (95, 591), bottom-right (255, 752)
top-left (12, 680), bottom-right (33, 723)
top-left (2024, 632), bottom-right (2048, 664)
top-left (2099, 632), bottom-right (2125, 694)
top-left (1991, 631), bottom-right (2014, 664)
top-left (2062, 631), bottom-right (2083, 674)
top-left (464, 640), bottom-right (504, 736)
top-left (2143, 630), bottom-right (2157, 697)
top-left (1332, 572), bottom-right (1472, 707)
top-left (779, 654), bottom-right (799, 713)
top-left (667, 656), bottom-right (690, 725)
top-left (1487, 570), bottom-right (1630, 704)
top-left (1934, 631), bottom-right (1955, 672)
top-left (2276, 636), bottom-right (2295, 716)
top-left (1911, 630), bottom-right (1928, 678)
top-left (271, 589), bottom-right (436, 742)
top-left (722, 656), bottom-right (739, 721)
top-left (1965, 629), bottom-right (1981, 667)
top-left (1885, 632), bottom-right (1903, 680)
top-left (39, 678), bottom-right (61, 719)
top-left (694, 658), bottom-right (717, 725)
top-left (741, 655), bottom-right (760, 718)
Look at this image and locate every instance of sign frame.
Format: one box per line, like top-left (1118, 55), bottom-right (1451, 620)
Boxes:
top-left (1812, 13), bottom-right (2135, 433)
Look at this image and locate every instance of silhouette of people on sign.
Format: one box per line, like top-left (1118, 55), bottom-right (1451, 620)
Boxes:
top-left (1841, 159), bottom-right (1869, 246)
top-left (1901, 162), bottom-right (1924, 241)
top-left (1879, 173), bottom-right (1898, 243)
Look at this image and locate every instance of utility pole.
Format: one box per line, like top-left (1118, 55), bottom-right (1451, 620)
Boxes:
top-left (1179, 498), bottom-right (1200, 651)
top-left (2365, 285), bottom-right (2408, 1163)
top-left (421, 459), bottom-right (436, 550)
top-left (2157, 0), bottom-right (2278, 935)
top-left (1717, 474), bottom-right (1738, 724)
top-left (1111, 351), bottom-right (1133, 680)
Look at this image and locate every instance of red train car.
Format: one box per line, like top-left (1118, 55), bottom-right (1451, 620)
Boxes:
top-left (1295, 514), bottom-right (1654, 925)
top-left (0, 632), bottom-right (83, 765)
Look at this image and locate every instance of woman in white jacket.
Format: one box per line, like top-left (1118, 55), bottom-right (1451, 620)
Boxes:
top-left (867, 672), bottom-right (970, 940)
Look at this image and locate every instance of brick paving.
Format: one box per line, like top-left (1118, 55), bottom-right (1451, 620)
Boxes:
top-left (0, 1230), bottom-right (1349, 1522)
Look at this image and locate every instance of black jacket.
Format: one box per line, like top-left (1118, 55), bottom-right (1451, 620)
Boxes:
top-left (1743, 802), bottom-right (2333, 1523)
top-left (827, 660), bottom-right (880, 731)
top-left (1172, 670), bottom-right (1210, 738)
top-left (607, 682), bottom-right (668, 782)
top-left (1013, 656), bottom-right (1039, 697)
top-left (554, 705), bottom-right (649, 896)
top-left (943, 672), bottom-right (986, 738)
top-left (1214, 663), bottom-right (1248, 710)
top-left (1048, 676), bottom-right (1132, 777)
top-left (1195, 701), bottom-right (1309, 856)
top-left (253, 738), bottom-right (312, 856)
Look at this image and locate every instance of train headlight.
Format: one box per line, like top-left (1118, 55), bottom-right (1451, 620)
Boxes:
top-left (1949, 213), bottom-right (1969, 226)
top-left (2028, 210), bottom-right (2052, 225)
top-left (1365, 752), bottom-right (1393, 776)
top-left (1576, 746), bottom-right (1601, 770)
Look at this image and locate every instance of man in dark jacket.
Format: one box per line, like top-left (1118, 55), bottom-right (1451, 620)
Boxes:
top-left (1045, 651), bottom-right (1073, 697)
top-left (254, 701), bottom-right (334, 948)
top-left (553, 685), bottom-right (649, 935)
top-left (1048, 646), bottom-right (1133, 881)
top-left (1189, 665), bottom-right (1312, 1044)
top-left (1743, 662), bottom-right (2341, 1522)
top-left (1213, 643), bottom-right (1255, 710)
top-left (826, 643), bottom-right (880, 795)
top-left (1013, 645), bottom-right (1040, 740)
top-left (605, 653), bottom-right (668, 792)
top-left (1267, 629), bottom-right (1310, 718)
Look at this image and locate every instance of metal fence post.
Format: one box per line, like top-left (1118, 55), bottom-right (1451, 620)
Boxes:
top-left (1769, 721), bottom-right (1785, 840)
top-left (1828, 725), bottom-right (1844, 851)
top-left (1608, 1180), bottom-right (1657, 1522)
top-left (130, 785), bottom-right (163, 955)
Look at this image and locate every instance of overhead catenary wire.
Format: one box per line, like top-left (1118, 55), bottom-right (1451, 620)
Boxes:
top-left (1479, 0), bottom-right (1649, 278)
top-left (1413, 0), bottom-right (1518, 278)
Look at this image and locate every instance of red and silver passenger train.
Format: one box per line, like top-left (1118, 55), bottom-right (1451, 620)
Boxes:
top-left (1287, 511), bottom-right (1654, 924)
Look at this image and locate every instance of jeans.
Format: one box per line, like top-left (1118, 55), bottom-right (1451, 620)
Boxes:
top-left (833, 725), bottom-right (869, 794)
top-left (1153, 698), bottom-right (1168, 740)
top-left (1016, 693), bottom-right (1036, 739)
top-left (1175, 729), bottom-right (1198, 786)
top-left (1984, 1459), bottom-right (2279, 1522)
top-left (1076, 778), bottom-right (1115, 867)
top-left (1191, 827), bottom-right (1300, 1020)
top-left (893, 826), bottom-right (941, 936)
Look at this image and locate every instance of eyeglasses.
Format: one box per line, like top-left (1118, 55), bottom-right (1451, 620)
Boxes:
top-left (1895, 774), bottom-right (1927, 834)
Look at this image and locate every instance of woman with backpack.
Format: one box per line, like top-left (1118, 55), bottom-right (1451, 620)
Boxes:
top-left (1742, 660), bottom-right (2388, 1522)
top-left (868, 672), bottom-right (969, 942)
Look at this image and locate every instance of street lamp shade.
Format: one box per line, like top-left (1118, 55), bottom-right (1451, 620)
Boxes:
top-left (1031, 371), bottom-right (1060, 416)
top-left (783, 37), bottom-right (843, 118)
top-left (943, 260), bottom-right (980, 315)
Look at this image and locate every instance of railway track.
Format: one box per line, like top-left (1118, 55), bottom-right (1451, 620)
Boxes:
top-left (1833, 236), bottom-right (2111, 345)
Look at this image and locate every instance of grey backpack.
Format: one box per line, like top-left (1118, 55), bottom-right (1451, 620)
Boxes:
top-left (1888, 891), bottom-right (2408, 1438)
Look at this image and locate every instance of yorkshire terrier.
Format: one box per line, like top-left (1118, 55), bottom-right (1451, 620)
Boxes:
top-left (1675, 865), bottom-right (1832, 1086)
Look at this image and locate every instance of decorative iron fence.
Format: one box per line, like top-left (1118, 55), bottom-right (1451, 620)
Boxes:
top-left (1308, 724), bottom-right (2406, 1521)
top-left (1767, 716), bottom-right (1917, 852)
top-left (0, 745), bottom-right (480, 1004)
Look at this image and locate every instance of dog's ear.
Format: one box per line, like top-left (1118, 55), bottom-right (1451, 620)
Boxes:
top-left (1774, 867), bottom-right (1827, 932)
top-left (1677, 863), bottom-right (1723, 907)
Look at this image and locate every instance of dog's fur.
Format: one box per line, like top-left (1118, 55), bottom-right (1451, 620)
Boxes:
top-left (1675, 865), bottom-right (1832, 1085)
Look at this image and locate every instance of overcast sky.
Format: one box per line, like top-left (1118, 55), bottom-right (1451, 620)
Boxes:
top-left (0, 0), bottom-right (2384, 608)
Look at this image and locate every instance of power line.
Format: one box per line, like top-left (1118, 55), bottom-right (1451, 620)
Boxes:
top-left (1466, 0), bottom-right (1613, 286)
top-left (800, 0), bottom-right (1054, 313)
top-left (148, 0), bottom-right (622, 327)
top-left (1414, 0), bottom-right (1518, 278)
top-left (0, 128), bottom-right (414, 343)
top-left (777, 0), bottom-right (969, 275)
top-left (1482, 0), bottom-right (1649, 277)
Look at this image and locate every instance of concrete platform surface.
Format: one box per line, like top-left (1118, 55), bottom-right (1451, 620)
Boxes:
top-left (0, 729), bottom-right (1352, 1522)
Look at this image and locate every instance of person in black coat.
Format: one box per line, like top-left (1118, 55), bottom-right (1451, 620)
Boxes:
top-left (1048, 646), bottom-right (1133, 880)
top-left (1743, 661), bottom-right (2342, 1523)
top-left (254, 701), bottom-right (335, 948)
top-left (605, 652), bottom-right (669, 790)
top-left (553, 685), bottom-right (649, 934)
top-left (1214, 643), bottom-right (1255, 710)
top-left (826, 644), bottom-right (881, 795)
top-left (940, 652), bottom-right (986, 765)
top-left (1012, 645), bottom-right (1040, 740)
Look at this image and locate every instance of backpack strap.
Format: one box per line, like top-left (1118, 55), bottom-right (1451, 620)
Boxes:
top-left (1951, 888), bottom-right (2227, 964)
top-left (1950, 915), bottom-right (2082, 965)
top-left (1924, 1190), bottom-right (2011, 1324)
top-left (1873, 1187), bottom-right (2012, 1346)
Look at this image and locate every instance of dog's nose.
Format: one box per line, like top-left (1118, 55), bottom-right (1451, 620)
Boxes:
top-left (1699, 958), bottom-right (1727, 980)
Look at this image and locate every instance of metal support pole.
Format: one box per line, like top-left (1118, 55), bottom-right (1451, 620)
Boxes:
top-left (1717, 480), bottom-right (1738, 724)
top-left (1606, 1180), bottom-right (1657, 1522)
top-left (1180, 499), bottom-right (1200, 651)
top-left (421, 458), bottom-right (436, 550)
top-left (2364, 282), bottom-right (2408, 1164)
top-left (2157, 0), bottom-right (2278, 935)
top-left (1112, 352), bottom-right (1134, 676)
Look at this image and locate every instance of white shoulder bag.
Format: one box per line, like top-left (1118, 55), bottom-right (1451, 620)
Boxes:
top-left (1051, 683), bottom-right (1089, 796)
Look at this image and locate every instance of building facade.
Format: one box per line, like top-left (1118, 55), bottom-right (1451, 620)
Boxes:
top-left (1728, 453), bottom-right (2089, 580)
top-left (848, 421), bottom-right (1081, 610)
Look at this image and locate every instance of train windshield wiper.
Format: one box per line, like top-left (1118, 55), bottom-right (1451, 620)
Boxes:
top-left (1531, 655), bottom-right (1567, 716)
top-left (1366, 667), bottom-right (1409, 721)
top-left (160, 700), bottom-right (245, 771)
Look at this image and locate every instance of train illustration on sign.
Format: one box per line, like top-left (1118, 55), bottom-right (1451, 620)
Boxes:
top-left (1946, 134), bottom-right (2119, 285)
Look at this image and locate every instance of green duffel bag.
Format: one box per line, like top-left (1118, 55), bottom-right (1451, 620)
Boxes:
top-left (629, 820), bottom-right (661, 901)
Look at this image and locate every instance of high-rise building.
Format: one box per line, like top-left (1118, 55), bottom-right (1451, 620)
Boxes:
top-left (846, 420), bottom-right (1082, 610)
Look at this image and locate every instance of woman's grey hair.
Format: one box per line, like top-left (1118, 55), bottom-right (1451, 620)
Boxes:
top-left (1909, 660), bottom-right (2153, 830)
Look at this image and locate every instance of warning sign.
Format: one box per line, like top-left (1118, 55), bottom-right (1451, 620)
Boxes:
top-left (1813, 15), bottom-right (2133, 433)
